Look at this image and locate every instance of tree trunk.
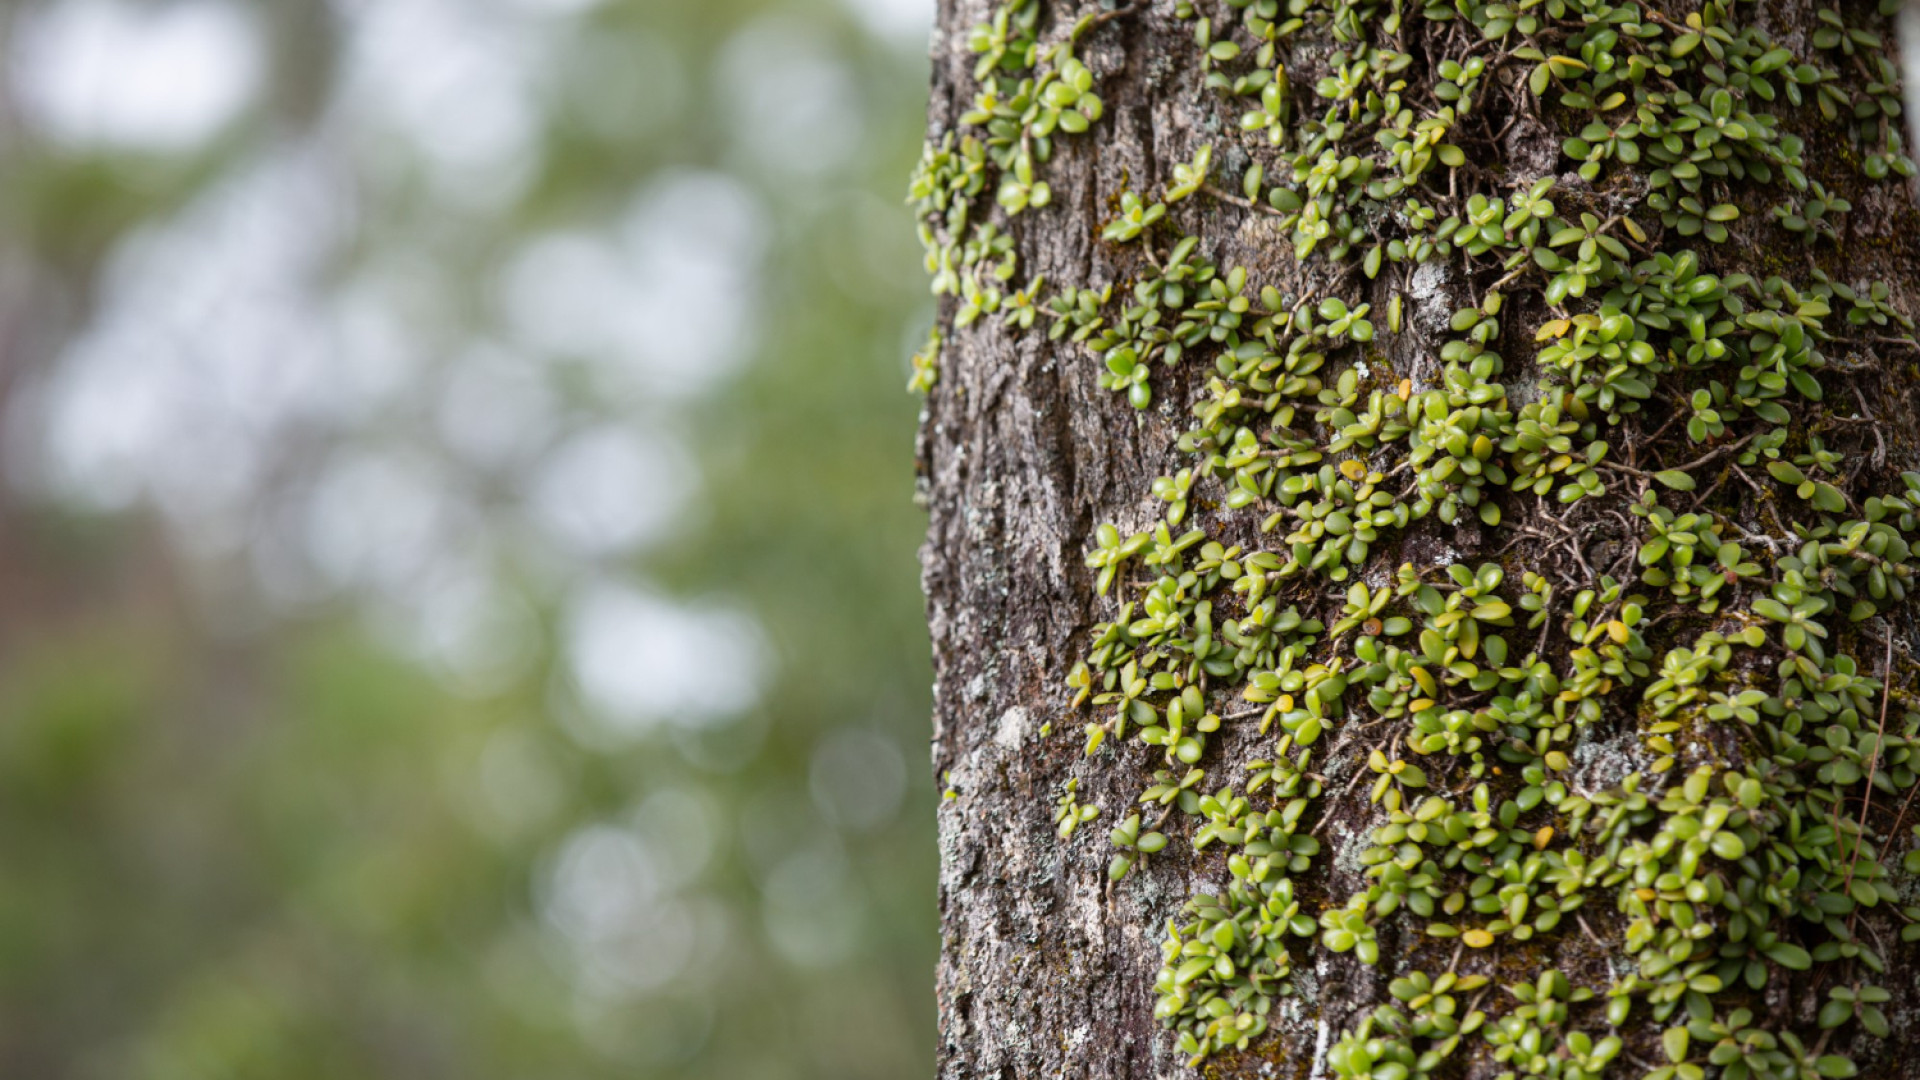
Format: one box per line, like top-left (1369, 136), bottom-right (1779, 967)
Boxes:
top-left (914, 0), bottom-right (1920, 1076)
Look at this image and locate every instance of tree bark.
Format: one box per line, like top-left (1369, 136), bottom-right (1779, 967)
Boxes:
top-left (916, 0), bottom-right (1920, 1076)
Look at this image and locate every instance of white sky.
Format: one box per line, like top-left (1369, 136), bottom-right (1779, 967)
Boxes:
top-left (840, 0), bottom-right (935, 45)
top-left (10, 0), bottom-right (263, 151)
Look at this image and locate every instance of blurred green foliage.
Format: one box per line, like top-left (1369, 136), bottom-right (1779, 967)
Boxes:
top-left (0, 0), bottom-right (934, 1076)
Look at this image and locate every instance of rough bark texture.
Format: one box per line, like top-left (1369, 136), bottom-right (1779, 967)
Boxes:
top-left (917, 1), bottom-right (1920, 1077)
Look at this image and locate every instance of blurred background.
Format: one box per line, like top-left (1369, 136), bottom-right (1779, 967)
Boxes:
top-left (0, 0), bottom-right (936, 1077)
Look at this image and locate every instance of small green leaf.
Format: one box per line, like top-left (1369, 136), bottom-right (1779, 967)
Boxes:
top-left (1764, 942), bottom-right (1813, 970)
top-left (1664, 1026), bottom-right (1690, 1064)
top-left (1767, 461), bottom-right (1806, 485)
top-left (1710, 831), bottom-right (1746, 859)
top-left (1654, 470), bottom-right (1696, 491)
top-left (1791, 368), bottom-right (1824, 400)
